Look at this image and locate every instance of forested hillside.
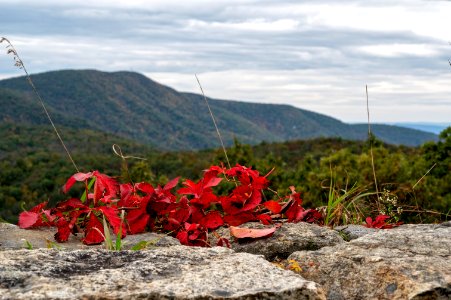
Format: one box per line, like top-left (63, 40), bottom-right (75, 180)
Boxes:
top-left (0, 70), bottom-right (437, 149)
top-left (1, 123), bottom-right (449, 224)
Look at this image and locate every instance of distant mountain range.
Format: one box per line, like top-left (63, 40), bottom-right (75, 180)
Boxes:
top-left (0, 70), bottom-right (438, 150)
top-left (389, 123), bottom-right (449, 135)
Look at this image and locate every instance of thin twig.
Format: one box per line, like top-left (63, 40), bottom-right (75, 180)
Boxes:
top-left (0, 37), bottom-right (79, 172)
top-left (366, 85), bottom-right (379, 205)
top-left (412, 163), bottom-right (436, 190)
top-left (195, 74), bottom-right (232, 169)
top-left (366, 85), bottom-right (378, 193)
top-left (401, 208), bottom-right (445, 216)
top-left (112, 144), bottom-right (147, 185)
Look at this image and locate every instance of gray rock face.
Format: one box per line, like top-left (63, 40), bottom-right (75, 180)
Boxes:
top-left (334, 224), bottom-right (378, 241)
top-left (0, 246), bottom-right (325, 300)
top-left (288, 223), bottom-right (451, 300)
top-left (0, 223), bottom-right (180, 250)
top-left (210, 222), bottom-right (344, 260)
top-left (3, 221), bottom-right (449, 299)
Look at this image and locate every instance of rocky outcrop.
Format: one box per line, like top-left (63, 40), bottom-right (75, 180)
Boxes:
top-left (0, 246), bottom-right (325, 300)
top-left (210, 222), bottom-right (344, 260)
top-left (2, 221), bottom-right (450, 299)
top-left (288, 223), bottom-right (451, 299)
top-left (0, 223), bottom-right (180, 250)
top-left (333, 224), bottom-right (378, 241)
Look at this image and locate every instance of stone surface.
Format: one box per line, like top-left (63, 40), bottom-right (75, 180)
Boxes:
top-left (210, 222), bottom-right (344, 260)
top-left (0, 222), bottom-right (180, 250)
top-left (333, 224), bottom-right (378, 241)
top-left (288, 223), bottom-right (451, 300)
top-left (0, 246), bottom-right (325, 300)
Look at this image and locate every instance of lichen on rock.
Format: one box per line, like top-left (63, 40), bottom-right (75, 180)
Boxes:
top-left (288, 222), bottom-right (451, 299)
top-left (0, 246), bottom-right (325, 300)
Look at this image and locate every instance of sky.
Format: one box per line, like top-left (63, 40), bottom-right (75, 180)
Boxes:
top-left (0, 0), bottom-right (451, 123)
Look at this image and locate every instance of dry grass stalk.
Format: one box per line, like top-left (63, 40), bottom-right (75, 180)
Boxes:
top-left (195, 74), bottom-right (232, 169)
top-left (0, 37), bottom-right (79, 172)
top-left (366, 85), bottom-right (380, 211)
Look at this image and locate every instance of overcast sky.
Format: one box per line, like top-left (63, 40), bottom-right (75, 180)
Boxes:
top-left (1, 0), bottom-right (451, 123)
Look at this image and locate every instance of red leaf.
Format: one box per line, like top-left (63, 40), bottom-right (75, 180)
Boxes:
top-left (18, 202), bottom-right (53, 228)
top-left (18, 211), bottom-right (39, 228)
top-left (126, 212), bottom-right (149, 234)
top-left (263, 201), bottom-right (282, 214)
top-left (189, 230), bottom-right (201, 241)
top-left (118, 183), bottom-right (134, 207)
top-left (164, 177), bottom-right (180, 191)
top-left (374, 215), bottom-right (390, 224)
top-left (230, 226), bottom-right (277, 239)
top-left (200, 211), bottom-right (224, 229)
top-left (97, 206), bottom-right (123, 235)
top-left (251, 175), bottom-right (269, 190)
top-left (205, 165), bottom-right (226, 175)
top-left (364, 215), bottom-right (396, 229)
top-left (92, 171), bottom-right (119, 203)
top-left (184, 222), bottom-right (198, 231)
top-left (221, 187), bottom-right (262, 215)
top-left (124, 196), bottom-right (151, 234)
top-left (28, 201), bottom-right (49, 213)
top-left (136, 182), bottom-right (155, 195)
top-left (241, 189), bottom-right (262, 212)
top-left (54, 217), bottom-right (71, 242)
top-left (365, 217), bottom-right (374, 227)
top-left (63, 172), bottom-right (93, 193)
top-left (204, 177), bottom-right (223, 188)
top-left (176, 231), bottom-right (189, 245)
top-left (165, 207), bottom-right (191, 231)
top-left (67, 209), bottom-right (87, 231)
top-left (56, 198), bottom-right (86, 210)
top-left (225, 164), bottom-right (269, 189)
top-left (126, 210), bottom-right (150, 234)
top-left (284, 189), bottom-right (305, 223)
top-left (177, 179), bottom-right (198, 195)
top-left (42, 210), bottom-right (56, 224)
top-left (82, 213), bottom-right (104, 245)
top-left (176, 223), bottom-right (208, 246)
top-left (256, 214), bottom-right (273, 225)
top-left (190, 192), bottom-right (219, 209)
top-left (223, 212), bottom-right (256, 226)
top-left (302, 209), bottom-right (323, 224)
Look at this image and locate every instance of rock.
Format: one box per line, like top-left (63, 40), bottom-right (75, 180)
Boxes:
top-left (210, 222), bottom-right (344, 260)
top-left (288, 223), bottom-right (451, 299)
top-left (0, 222), bottom-right (180, 250)
top-left (0, 246), bottom-right (326, 300)
top-left (333, 224), bottom-right (378, 241)
top-left (119, 231), bottom-right (181, 249)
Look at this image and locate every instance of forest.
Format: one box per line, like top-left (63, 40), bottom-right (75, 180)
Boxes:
top-left (1, 123), bottom-right (449, 225)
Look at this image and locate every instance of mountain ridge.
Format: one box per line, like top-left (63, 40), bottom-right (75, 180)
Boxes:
top-left (0, 69), bottom-right (437, 149)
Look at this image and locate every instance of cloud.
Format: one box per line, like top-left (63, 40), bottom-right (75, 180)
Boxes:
top-left (147, 69), bottom-right (451, 122)
top-left (0, 0), bottom-right (450, 123)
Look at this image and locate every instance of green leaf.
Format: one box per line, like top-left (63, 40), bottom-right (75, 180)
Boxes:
top-left (81, 178), bottom-right (96, 203)
top-left (46, 239), bottom-right (62, 250)
top-left (23, 239), bottom-right (33, 250)
top-left (102, 214), bottom-right (113, 250)
top-left (115, 223), bottom-right (122, 251)
top-left (131, 240), bottom-right (152, 251)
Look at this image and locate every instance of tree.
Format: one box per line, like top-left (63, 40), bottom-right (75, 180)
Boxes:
top-left (423, 126), bottom-right (451, 177)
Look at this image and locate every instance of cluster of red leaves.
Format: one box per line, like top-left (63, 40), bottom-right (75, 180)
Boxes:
top-left (18, 164), bottom-right (322, 246)
top-left (363, 215), bottom-right (402, 229)
top-left (19, 171), bottom-right (123, 244)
